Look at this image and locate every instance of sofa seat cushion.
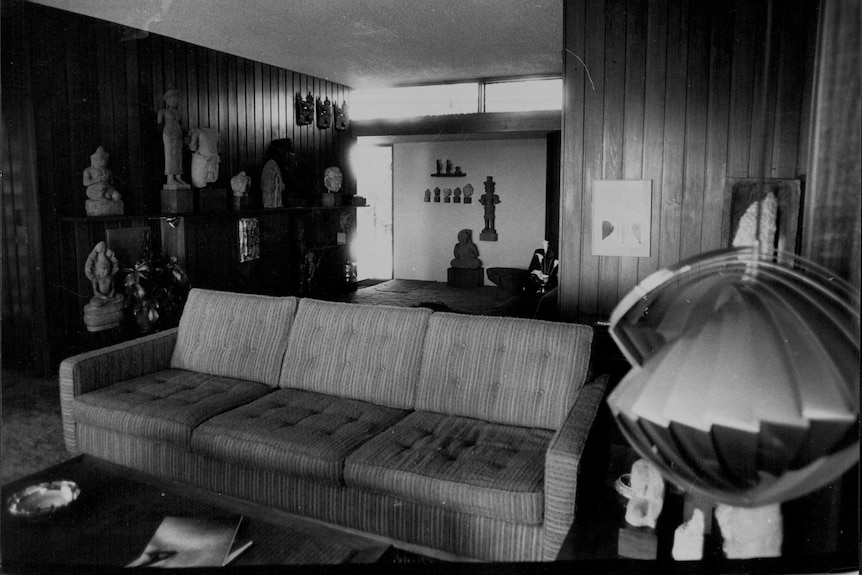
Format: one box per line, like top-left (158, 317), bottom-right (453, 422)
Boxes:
top-left (71, 369), bottom-right (272, 447)
top-left (190, 389), bottom-right (410, 485)
top-left (344, 411), bottom-right (553, 524)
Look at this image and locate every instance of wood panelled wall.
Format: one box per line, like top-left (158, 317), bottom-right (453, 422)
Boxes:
top-left (1, 1), bottom-right (352, 374)
top-left (558, 0), bottom-right (818, 319)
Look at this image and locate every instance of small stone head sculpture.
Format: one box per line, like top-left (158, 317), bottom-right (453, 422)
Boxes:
top-left (323, 166), bottom-right (343, 193)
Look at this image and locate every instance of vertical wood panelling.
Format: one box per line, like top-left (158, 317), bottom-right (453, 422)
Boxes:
top-left (560, 0), bottom-right (817, 319)
top-left (618, 0), bottom-right (646, 300)
top-left (699, 5), bottom-right (733, 252)
top-left (679, 2), bottom-right (709, 262)
top-left (3, 2), bottom-right (352, 370)
top-left (577, 0), bottom-right (605, 316)
top-left (598, 0), bottom-right (626, 313)
top-left (657, 0), bottom-right (687, 271)
top-left (636, 0), bottom-right (667, 285)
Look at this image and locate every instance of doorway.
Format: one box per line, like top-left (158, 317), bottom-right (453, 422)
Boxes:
top-left (351, 144), bottom-right (393, 281)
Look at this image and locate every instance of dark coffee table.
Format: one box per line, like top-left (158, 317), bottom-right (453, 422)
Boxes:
top-left (1, 455), bottom-right (390, 569)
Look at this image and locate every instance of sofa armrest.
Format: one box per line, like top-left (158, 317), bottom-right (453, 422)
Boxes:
top-left (541, 373), bottom-right (608, 560)
top-left (58, 328), bottom-right (178, 453)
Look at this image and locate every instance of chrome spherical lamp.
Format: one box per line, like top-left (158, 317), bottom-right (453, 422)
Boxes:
top-left (607, 247), bottom-right (859, 507)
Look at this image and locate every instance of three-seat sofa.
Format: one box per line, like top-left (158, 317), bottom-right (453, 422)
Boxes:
top-left (59, 288), bottom-right (607, 562)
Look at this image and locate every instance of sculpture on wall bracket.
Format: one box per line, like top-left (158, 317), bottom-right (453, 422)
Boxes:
top-left (333, 101), bottom-right (350, 130)
top-left (316, 96), bottom-right (332, 128)
top-left (83, 146), bottom-right (124, 216)
top-left (82, 241), bottom-right (124, 332)
top-left (479, 176), bottom-right (500, 241)
top-left (296, 92), bottom-right (314, 125)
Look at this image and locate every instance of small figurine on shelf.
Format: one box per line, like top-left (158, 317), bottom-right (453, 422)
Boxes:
top-left (83, 146), bottom-right (124, 216)
top-left (453, 187), bottom-right (462, 203)
top-left (443, 188), bottom-right (452, 203)
top-left (462, 183), bottom-right (474, 204)
top-left (433, 187), bottom-right (441, 203)
top-left (424, 189), bottom-right (431, 203)
top-left (230, 171), bottom-right (251, 210)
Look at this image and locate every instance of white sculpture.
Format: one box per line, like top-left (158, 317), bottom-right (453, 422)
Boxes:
top-left (624, 459), bottom-right (665, 529)
top-left (188, 127), bottom-right (221, 189)
top-left (715, 503), bottom-right (783, 559)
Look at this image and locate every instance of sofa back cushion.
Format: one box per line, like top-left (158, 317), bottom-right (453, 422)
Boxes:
top-left (171, 288), bottom-right (298, 387)
top-left (415, 313), bottom-right (594, 430)
top-left (278, 299), bottom-right (432, 409)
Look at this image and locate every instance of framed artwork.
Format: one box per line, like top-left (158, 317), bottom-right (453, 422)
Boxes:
top-left (722, 178), bottom-right (802, 254)
top-left (592, 180), bottom-right (652, 257)
top-left (238, 218), bottom-right (260, 262)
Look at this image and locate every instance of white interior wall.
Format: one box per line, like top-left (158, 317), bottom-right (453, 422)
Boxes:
top-left (393, 139), bottom-right (547, 284)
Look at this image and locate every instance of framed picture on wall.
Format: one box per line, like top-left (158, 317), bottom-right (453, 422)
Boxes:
top-left (592, 180), bottom-right (652, 258)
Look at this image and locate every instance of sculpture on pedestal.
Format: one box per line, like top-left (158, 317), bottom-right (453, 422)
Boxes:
top-left (82, 241), bottom-right (124, 332)
top-left (322, 166), bottom-right (342, 206)
top-left (188, 127), bottom-right (221, 188)
top-left (447, 229), bottom-right (484, 288)
top-left (157, 89), bottom-right (190, 189)
top-left (450, 229), bottom-right (481, 269)
top-left (83, 146), bottom-right (124, 216)
top-left (479, 176), bottom-right (500, 241)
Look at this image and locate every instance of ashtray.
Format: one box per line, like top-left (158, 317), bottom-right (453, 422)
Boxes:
top-left (7, 480), bottom-right (80, 518)
top-left (614, 473), bottom-right (633, 499)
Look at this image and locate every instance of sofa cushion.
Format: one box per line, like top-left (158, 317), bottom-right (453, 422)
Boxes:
top-left (190, 389), bottom-right (410, 485)
top-left (72, 369), bottom-right (272, 447)
top-left (278, 299), bottom-right (431, 409)
top-left (415, 313), bottom-right (594, 429)
top-left (171, 288), bottom-right (298, 387)
top-left (344, 411), bottom-right (553, 524)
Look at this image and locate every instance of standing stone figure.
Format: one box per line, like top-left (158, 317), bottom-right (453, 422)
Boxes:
top-left (157, 89), bottom-right (190, 189)
top-left (479, 176), bottom-right (500, 241)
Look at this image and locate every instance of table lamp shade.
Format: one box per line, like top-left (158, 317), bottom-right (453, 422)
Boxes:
top-left (607, 248), bottom-right (860, 507)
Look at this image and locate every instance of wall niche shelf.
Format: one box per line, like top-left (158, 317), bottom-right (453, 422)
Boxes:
top-left (431, 172), bottom-right (467, 178)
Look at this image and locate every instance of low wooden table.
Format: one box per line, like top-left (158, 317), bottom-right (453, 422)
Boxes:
top-left (1, 455), bottom-right (391, 569)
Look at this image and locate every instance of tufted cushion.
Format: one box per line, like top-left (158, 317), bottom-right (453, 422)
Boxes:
top-left (344, 411), bottom-right (553, 524)
top-left (278, 299), bottom-right (431, 408)
top-left (71, 369), bottom-right (272, 447)
top-left (190, 389), bottom-right (410, 485)
top-left (171, 289), bottom-right (298, 386)
top-left (415, 313), bottom-right (594, 429)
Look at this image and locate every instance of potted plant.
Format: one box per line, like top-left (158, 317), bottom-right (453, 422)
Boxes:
top-left (123, 242), bottom-right (190, 333)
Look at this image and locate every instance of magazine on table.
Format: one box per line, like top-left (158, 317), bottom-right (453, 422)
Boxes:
top-left (126, 515), bottom-right (253, 568)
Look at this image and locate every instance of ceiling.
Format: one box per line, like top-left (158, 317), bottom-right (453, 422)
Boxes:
top-left (29, 0), bottom-right (563, 89)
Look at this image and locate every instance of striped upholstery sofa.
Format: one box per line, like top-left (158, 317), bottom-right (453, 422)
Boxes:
top-left (59, 288), bottom-right (607, 562)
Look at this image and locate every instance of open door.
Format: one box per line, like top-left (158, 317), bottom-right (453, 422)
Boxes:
top-left (351, 144), bottom-right (393, 281)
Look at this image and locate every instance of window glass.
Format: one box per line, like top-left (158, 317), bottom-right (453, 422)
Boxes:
top-left (483, 78), bottom-right (562, 112)
top-left (350, 83), bottom-right (478, 120)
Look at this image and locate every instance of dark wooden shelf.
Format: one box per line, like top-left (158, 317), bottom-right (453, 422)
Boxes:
top-left (430, 172), bottom-right (466, 178)
top-left (60, 205), bottom-right (367, 222)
